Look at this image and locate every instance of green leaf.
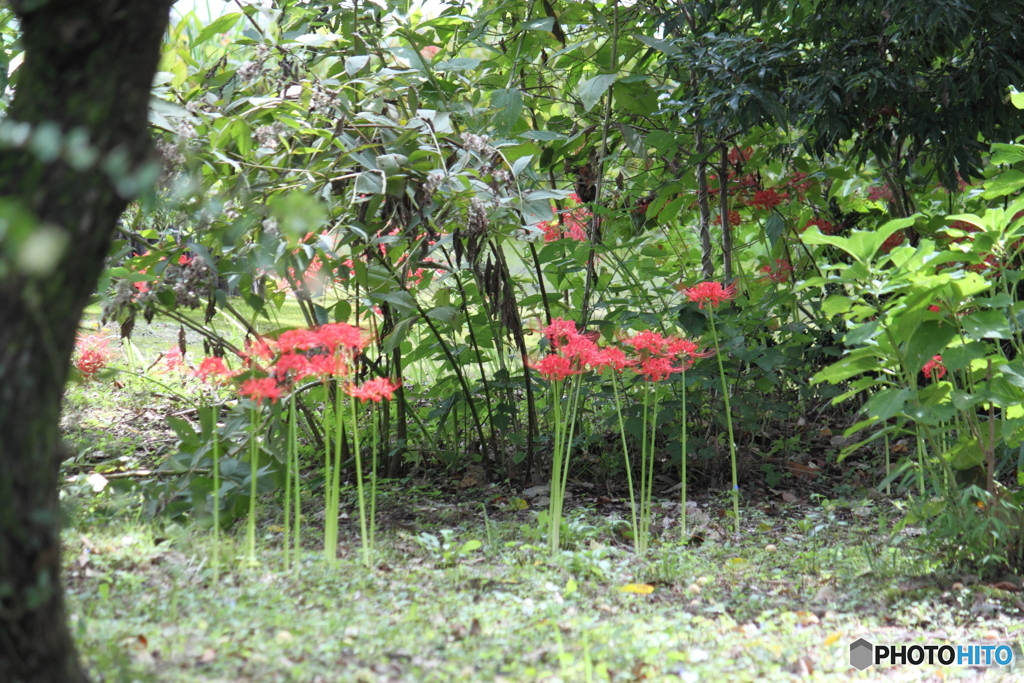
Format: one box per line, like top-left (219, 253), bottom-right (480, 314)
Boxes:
top-left (521, 17), bottom-right (554, 31)
top-left (490, 89), bottom-right (522, 135)
top-left (577, 74), bottom-right (617, 113)
top-left (821, 294), bottom-right (854, 317)
top-left (194, 13), bottom-right (242, 46)
top-left (904, 320), bottom-right (957, 377)
top-left (764, 212), bottom-right (785, 246)
top-left (632, 34), bottom-right (679, 55)
top-left (962, 310), bottom-right (1012, 340)
top-left (945, 437), bottom-right (985, 470)
top-left (983, 169), bottom-right (1024, 199)
top-left (862, 388), bottom-right (911, 422)
top-left (345, 55), bottom-right (371, 76)
top-left (812, 350), bottom-right (883, 385)
top-left (989, 143), bottom-right (1024, 166)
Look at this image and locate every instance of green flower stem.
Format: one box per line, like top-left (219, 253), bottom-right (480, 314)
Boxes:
top-left (284, 400), bottom-right (292, 572)
top-left (349, 396), bottom-right (371, 568)
top-left (708, 313), bottom-right (740, 535)
top-left (211, 404), bottom-right (220, 580)
top-left (322, 380), bottom-right (334, 564)
top-left (370, 404), bottom-right (379, 555)
top-left (679, 369), bottom-right (687, 541)
top-left (246, 405), bottom-right (259, 565)
top-left (327, 381), bottom-right (345, 566)
top-left (548, 380), bottom-right (564, 553)
top-left (610, 372), bottom-right (640, 553)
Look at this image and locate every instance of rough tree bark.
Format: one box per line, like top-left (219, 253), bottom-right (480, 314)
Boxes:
top-left (0, 1), bottom-right (173, 681)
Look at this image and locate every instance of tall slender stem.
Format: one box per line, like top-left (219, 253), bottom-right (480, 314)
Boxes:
top-left (350, 397), bottom-right (370, 567)
top-left (709, 314), bottom-right (740, 534)
top-left (610, 373), bottom-right (640, 552)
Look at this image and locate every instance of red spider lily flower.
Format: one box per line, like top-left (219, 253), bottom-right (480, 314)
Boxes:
top-left (665, 337), bottom-right (714, 369)
top-left (625, 330), bottom-right (668, 357)
top-left (277, 328), bottom-right (323, 353)
top-left (74, 333), bottom-right (114, 379)
top-left (589, 346), bottom-right (633, 373)
top-left (346, 377), bottom-right (400, 402)
top-left (160, 346), bottom-right (185, 374)
top-left (242, 336), bottom-right (276, 363)
top-left (194, 356), bottom-right (234, 383)
top-left (759, 259), bottom-right (794, 284)
top-left (922, 355), bottom-right (946, 381)
top-left (637, 356), bottom-right (681, 382)
top-left (728, 146), bottom-right (752, 165)
top-left (718, 210), bottom-right (743, 227)
top-left (679, 281), bottom-right (738, 309)
top-left (531, 354), bottom-right (578, 381)
top-left (238, 377), bottom-right (282, 404)
top-left (560, 334), bottom-right (601, 365)
top-left (542, 318), bottom-right (581, 349)
top-left (316, 322), bottom-right (367, 352)
top-left (273, 353), bottom-right (314, 384)
top-left (867, 184), bottom-right (893, 202)
top-left (307, 353), bottom-right (350, 378)
top-left (744, 188), bottom-right (787, 211)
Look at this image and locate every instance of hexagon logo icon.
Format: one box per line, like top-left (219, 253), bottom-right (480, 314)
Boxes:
top-left (850, 638), bottom-right (874, 670)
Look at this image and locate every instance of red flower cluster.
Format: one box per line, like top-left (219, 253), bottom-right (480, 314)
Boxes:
top-left (867, 184), bottom-right (893, 203)
top-left (530, 318), bottom-right (710, 383)
top-left (744, 188), bottom-right (788, 211)
top-left (718, 210), bottom-right (742, 227)
top-left (193, 323), bottom-right (397, 405)
top-left (74, 333), bottom-right (114, 380)
top-left (536, 193), bottom-right (591, 242)
top-left (728, 146), bottom-right (753, 166)
top-left (759, 259), bottom-right (794, 283)
top-left (922, 355), bottom-right (946, 381)
top-left (678, 281), bottom-right (738, 309)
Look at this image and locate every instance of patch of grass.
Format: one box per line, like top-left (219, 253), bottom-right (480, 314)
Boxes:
top-left (62, 489), bottom-right (1024, 682)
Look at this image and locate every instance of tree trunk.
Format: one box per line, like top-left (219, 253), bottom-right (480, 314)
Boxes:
top-left (0, 2), bottom-right (173, 682)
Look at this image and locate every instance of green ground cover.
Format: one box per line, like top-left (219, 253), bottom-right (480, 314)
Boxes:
top-left (62, 483), bottom-right (1024, 682)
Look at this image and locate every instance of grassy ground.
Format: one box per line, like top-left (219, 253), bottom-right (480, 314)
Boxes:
top-left (62, 481), bottom-right (1024, 682)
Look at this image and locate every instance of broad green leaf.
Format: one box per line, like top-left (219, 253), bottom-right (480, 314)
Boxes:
top-left (194, 13), bottom-right (242, 46)
top-left (822, 294), bottom-right (853, 317)
top-left (345, 55), bottom-right (371, 76)
top-left (490, 88), bottom-right (522, 135)
top-left (577, 74), bottom-right (617, 112)
top-left (962, 309), bottom-right (1012, 340)
top-left (862, 388), bottom-right (911, 422)
top-left (632, 34), bottom-right (679, 55)
top-left (944, 437), bottom-right (985, 470)
top-left (812, 350), bottom-right (883, 385)
top-left (904, 320), bottom-right (957, 377)
top-left (983, 169), bottom-right (1024, 198)
top-left (990, 143), bottom-right (1024, 166)
top-left (764, 212), bottom-right (785, 246)
top-left (434, 58), bottom-right (481, 72)
top-left (520, 17), bottom-right (554, 31)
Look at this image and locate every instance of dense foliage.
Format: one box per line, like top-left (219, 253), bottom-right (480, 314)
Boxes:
top-left (9, 0), bottom-right (1024, 575)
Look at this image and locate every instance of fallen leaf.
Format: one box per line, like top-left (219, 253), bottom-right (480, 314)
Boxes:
top-left (198, 648), bottom-right (216, 663)
top-left (781, 491), bottom-right (798, 503)
top-left (824, 632), bottom-right (842, 646)
top-left (619, 583), bottom-right (655, 595)
top-left (507, 497), bottom-right (528, 510)
top-left (796, 611), bottom-right (819, 626)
